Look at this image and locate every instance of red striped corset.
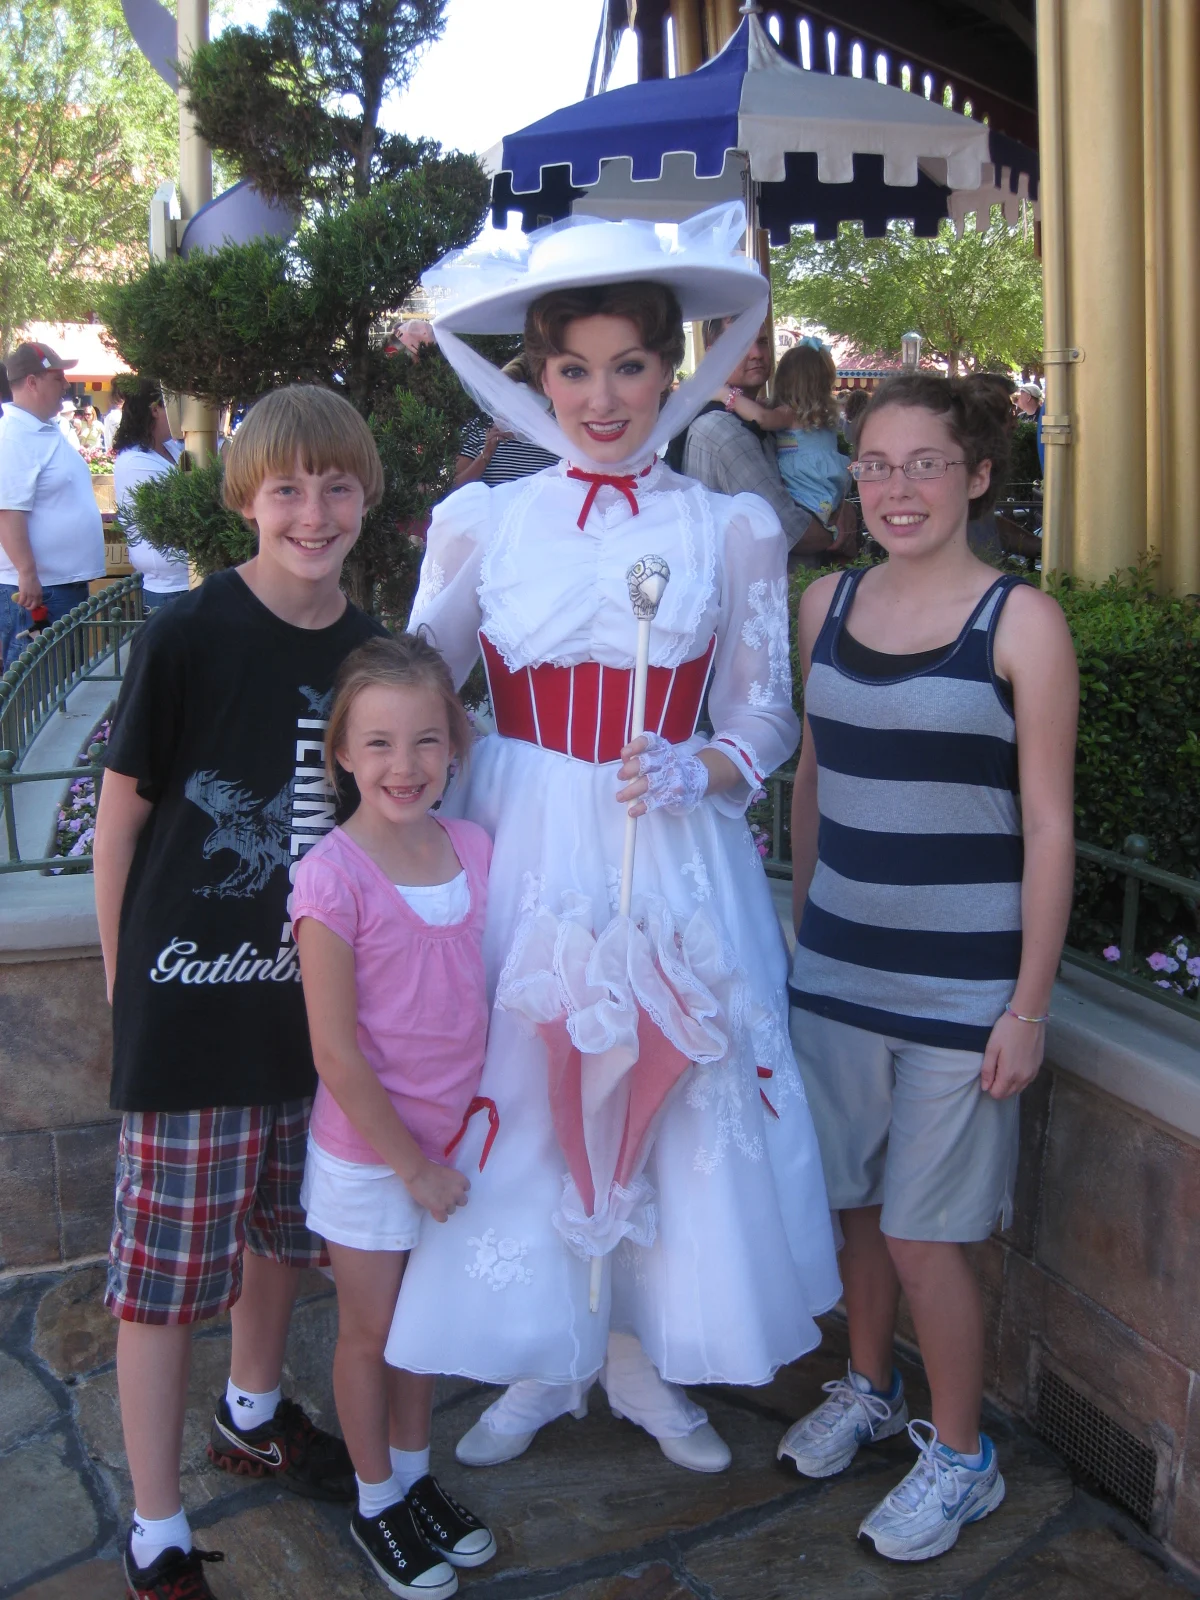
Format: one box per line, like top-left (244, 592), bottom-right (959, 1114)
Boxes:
top-left (479, 632), bottom-right (716, 765)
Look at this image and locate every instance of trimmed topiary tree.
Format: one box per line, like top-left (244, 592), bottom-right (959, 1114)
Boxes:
top-left (102, 0), bottom-right (490, 619)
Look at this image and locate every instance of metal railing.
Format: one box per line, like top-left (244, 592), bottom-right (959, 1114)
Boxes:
top-left (0, 575), bottom-right (142, 762)
top-left (0, 742), bottom-right (108, 875)
top-left (0, 577), bottom-right (143, 874)
top-left (1062, 837), bottom-right (1200, 1021)
top-left (755, 768), bottom-right (1200, 1018)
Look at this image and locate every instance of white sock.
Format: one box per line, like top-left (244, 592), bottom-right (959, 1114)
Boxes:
top-left (357, 1472), bottom-right (403, 1518)
top-left (130, 1507), bottom-right (192, 1570)
top-left (389, 1445), bottom-right (430, 1494)
top-left (225, 1378), bottom-right (282, 1431)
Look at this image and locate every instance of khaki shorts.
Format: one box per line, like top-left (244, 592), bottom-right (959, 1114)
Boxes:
top-left (789, 1008), bottom-right (1018, 1243)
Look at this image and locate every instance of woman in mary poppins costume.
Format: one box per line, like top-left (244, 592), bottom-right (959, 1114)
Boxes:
top-left (385, 203), bottom-right (840, 1472)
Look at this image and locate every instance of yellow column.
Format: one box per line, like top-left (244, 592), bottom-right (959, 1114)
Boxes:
top-left (1058, 0), bottom-right (1147, 582)
top-left (1035, 0), bottom-right (1071, 578)
top-left (176, 0), bottom-right (217, 466)
top-left (713, 0), bottom-right (741, 50)
top-left (670, 0), bottom-right (704, 74)
top-left (1141, 2), bottom-right (1165, 566)
top-left (1158, 0), bottom-right (1200, 594)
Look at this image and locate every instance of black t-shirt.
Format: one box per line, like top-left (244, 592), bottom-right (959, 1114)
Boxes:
top-left (105, 569), bottom-right (386, 1112)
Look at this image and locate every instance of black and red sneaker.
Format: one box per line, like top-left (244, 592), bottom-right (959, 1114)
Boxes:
top-left (206, 1395), bottom-right (354, 1502)
top-left (123, 1531), bottom-right (225, 1598)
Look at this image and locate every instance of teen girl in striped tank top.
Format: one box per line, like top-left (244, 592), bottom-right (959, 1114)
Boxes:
top-left (779, 375), bottom-right (1079, 1565)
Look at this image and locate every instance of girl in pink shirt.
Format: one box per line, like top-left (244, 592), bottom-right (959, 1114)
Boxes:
top-left (292, 635), bottom-right (496, 1597)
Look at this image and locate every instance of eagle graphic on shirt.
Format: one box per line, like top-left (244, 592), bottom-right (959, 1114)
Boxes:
top-left (184, 770), bottom-right (292, 898)
top-left (299, 684), bottom-right (334, 719)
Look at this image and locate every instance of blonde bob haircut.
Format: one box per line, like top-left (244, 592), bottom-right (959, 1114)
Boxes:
top-left (222, 384), bottom-right (384, 512)
top-left (324, 633), bottom-right (473, 799)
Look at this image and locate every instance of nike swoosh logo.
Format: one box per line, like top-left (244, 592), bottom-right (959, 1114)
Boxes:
top-left (214, 1417), bottom-right (283, 1467)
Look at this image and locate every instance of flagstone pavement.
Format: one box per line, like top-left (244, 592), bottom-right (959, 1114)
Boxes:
top-left (2, 1262), bottom-right (1197, 1599)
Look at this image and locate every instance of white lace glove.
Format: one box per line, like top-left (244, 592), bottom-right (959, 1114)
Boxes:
top-left (635, 732), bottom-right (709, 815)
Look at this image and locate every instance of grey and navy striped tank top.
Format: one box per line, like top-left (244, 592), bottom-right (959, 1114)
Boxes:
top-left (789, 569), bottom-right (1023, 1051)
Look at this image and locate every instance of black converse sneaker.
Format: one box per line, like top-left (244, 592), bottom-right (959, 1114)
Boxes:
top-left (123, 1529), bottom-right (225, 1599)
top-left (207, 1395), bottom-right (354, 1501)
top-left (351, 1497), bottom-right (459, 1599)
top-left (406, 1475), bottom-right (497, 1567)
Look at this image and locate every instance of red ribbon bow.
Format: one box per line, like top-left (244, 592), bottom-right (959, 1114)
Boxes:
top-left (566, 462), bottom-right (654, 529)
top-left (443, 1096), bottom-right (500, 1171)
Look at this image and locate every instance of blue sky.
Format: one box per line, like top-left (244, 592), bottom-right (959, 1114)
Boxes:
top-left (225, 0), bottom-right (638, 161)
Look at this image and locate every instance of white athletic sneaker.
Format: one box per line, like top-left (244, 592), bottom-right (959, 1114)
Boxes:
top-left (777, 1366), bottom-right (908, 1479)
top-left (858, 1422), bottom-right (1006, 1562)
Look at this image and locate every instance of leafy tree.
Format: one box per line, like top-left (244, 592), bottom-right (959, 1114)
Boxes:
top-left (0, 0), bottom-right (177, 349)
top-left (102, 0), bottom-right (490, 618)
top-left (772, 213), bottom-right (1043, 375)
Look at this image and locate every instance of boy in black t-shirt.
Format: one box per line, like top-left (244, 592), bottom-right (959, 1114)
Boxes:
top-left (95, 386), bottom-right (388, 1599)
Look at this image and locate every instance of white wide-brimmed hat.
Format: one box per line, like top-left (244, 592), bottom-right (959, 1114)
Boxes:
top-left (424, 202), bottom-right (769, 473)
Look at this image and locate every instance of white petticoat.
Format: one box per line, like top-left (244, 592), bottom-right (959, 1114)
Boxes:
top-left (384, 731), bottom-right (841, 1387)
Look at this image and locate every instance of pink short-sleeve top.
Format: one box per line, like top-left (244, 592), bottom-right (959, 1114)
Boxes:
top-left (290, 818), bottom-right (491, 1166)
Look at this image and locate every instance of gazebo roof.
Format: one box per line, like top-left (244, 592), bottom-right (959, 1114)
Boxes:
top-left (597, 2), bottom-right (1036, 151)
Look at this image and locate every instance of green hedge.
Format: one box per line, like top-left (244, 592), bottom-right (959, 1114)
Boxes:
top-left (785, 560), bottom-right (1200, 956)
top-left (1052, 562), bottom-right (1200, 951)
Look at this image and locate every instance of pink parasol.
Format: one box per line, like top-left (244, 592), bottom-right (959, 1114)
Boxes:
top-left (496, 557), bottom-right (726, 1310)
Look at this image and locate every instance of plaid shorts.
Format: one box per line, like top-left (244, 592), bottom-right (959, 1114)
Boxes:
top-left (106, 1100), bottom-right (328, 1325)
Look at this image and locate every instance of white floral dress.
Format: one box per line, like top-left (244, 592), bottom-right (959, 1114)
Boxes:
top-left (385, 457), bottom-right (840, 1387)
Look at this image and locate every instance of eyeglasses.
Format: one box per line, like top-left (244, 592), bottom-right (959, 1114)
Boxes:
top-left (849, 456), bottom-right (966, 483)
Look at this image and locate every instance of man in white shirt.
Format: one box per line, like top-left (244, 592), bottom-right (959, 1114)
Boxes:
top-left (0, 342), bottom-right (106, 668)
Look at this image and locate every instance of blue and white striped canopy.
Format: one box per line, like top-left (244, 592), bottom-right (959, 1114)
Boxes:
top-left (494, 14), bottom-right (1037, 242)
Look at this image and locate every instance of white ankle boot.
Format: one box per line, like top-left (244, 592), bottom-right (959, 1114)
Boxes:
top-left (602, 1331), bottom-right (732, 1474)
top-left (455, 1379), bottom-right (590, 1467)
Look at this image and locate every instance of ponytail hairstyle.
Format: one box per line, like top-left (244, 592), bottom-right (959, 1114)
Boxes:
top-left (858, 372), bottom-right (1011, 515)
top-left (324, 633), bottom-right (472, 799)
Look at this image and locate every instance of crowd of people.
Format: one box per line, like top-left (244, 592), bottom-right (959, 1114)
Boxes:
top-left (3, 211), bottom-right (1073, 1600)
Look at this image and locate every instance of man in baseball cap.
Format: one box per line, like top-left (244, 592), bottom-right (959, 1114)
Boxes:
top-left (0, 341), bottom-right (104, 668)
top-left (5, 340), bottom-right (79, 384)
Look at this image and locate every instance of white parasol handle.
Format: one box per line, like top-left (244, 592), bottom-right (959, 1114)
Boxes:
top-left (618, 556), bottom-right (670, 919)
top-left (595, 557), bottom-right (670, 1316)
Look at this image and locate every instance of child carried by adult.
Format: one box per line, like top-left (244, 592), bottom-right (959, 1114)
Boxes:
top-left (292, 634), bottom-right (497, 1597)
top-left (719, 337), bottom-right (851, 543)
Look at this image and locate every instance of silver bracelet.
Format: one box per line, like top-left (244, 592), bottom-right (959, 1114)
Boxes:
top-left (1004, 1003), bottom-right (1049, 1025)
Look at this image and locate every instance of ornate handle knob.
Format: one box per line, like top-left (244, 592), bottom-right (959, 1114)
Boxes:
top-left (626, 555), bottom-right (670, 620)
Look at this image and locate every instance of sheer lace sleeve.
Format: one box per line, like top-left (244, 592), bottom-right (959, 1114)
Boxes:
top-left (705, 493), bottom-right (801, 818)
top-left (407, 482), bottom-right (493, 689)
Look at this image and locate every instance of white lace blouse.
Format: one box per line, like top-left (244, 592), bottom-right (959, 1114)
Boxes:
top-left (409, 458), bottom-right (800, 816)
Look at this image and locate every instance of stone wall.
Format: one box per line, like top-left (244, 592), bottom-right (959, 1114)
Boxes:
top-left (0, 955), bottom-right (116, 1274)
top-left (961, 1048), bottom-right (1200, 1572)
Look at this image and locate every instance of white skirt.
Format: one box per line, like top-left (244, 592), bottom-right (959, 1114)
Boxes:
top-left (301, 1137), bottom-right (423, 1253)
top-left (385, 733), bottom-right (841, 1386)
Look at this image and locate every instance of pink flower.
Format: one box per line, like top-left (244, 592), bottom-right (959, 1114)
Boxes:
top-left (1102, 945), bottom-right (1120, 962)
top-left (1156, 979), bottom-right (1172, 990)
top-left (1147, 952), bottom-right (1178, 973)
top-left (1187, 956), bottom-right (1200, 979)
